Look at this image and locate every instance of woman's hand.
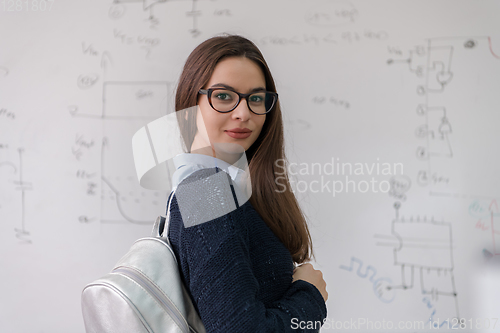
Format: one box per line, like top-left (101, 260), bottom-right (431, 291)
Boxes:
top-left (292, 263), bottom-right (328, 302)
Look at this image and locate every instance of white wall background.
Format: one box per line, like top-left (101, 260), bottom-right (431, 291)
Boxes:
top-left (1, 0), bottom-right (500, 332)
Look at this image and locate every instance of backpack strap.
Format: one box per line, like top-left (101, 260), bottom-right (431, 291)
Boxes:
top-left (152, 189), bottom-right (176, 244)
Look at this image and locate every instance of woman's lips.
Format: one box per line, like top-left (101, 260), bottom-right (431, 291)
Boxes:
top-left (225, 130), bottom-right (252, 139)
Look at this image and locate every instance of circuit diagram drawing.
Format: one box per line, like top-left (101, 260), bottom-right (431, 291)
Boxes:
top-left (70, 51), bottom-right (171, 225)
top-left (339, 256), bottom-right (396, 303)
top-left (109, 0), bottom-right (206, 35)
top-left (388, 36), bottom-right (500, 189)
top-left (375, 202), bottom-right (460, 321)
top-left (0, 148), bottom-right (33, 243)
top-left (100, 81), bottom-right (172, 224)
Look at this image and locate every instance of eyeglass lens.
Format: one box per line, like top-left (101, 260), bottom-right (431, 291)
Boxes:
top-left (210, 89), bottom-right (275, 114)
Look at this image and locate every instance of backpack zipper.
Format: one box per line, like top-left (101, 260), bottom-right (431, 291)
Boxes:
top-left (113, 266), bottom-right (189, 333)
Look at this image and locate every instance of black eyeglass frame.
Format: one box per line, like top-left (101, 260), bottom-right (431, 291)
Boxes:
top-left (198, 88), bottom-right (278, 115)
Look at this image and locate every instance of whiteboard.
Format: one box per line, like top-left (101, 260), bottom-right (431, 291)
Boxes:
top-left (1, 0), bottom-right (500, 332)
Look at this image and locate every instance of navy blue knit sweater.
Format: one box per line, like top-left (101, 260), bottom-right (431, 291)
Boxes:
top-left (167, 167), bottom-right (327, 332)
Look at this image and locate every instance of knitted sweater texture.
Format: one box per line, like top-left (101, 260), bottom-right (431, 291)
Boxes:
top-left (167, 167), bottom-right (327, 332)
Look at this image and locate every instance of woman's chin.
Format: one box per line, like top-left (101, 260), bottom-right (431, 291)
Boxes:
top-left (213, 142), bottom-right (246, 155)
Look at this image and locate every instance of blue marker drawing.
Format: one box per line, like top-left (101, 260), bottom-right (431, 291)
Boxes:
top-left (340, 256), bottom-right (396, 303)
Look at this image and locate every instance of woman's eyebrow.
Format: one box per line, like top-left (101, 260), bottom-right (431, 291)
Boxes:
top-left (210, 83), bottom-right (266, 93)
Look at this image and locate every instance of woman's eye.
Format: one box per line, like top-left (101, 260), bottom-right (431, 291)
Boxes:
top-left (250, 95), bottom-right (264, 103)
top-left (214, 93), bottom-right (232, 101)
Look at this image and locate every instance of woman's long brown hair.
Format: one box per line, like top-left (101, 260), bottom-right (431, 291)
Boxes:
top-left (174, 34), bottom-right (313, 264)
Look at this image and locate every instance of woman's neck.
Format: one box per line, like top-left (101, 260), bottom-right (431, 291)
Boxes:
top-left (190, 145), bottom-right (243, 166)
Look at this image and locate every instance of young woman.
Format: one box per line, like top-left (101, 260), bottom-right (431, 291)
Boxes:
top-left (168, 34), bottom-right (328, 332)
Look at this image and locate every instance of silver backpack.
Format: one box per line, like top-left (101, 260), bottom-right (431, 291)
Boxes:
top-left (81, 192), bottom-right (206, 333)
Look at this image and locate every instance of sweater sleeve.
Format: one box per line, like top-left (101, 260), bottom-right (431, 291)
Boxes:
top-left (170, 167), bottom-right (327, 332)
top-left (180, 218), bottom-right (327, 333)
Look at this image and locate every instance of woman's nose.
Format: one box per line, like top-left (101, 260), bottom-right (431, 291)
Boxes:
top-left (231, 98), bottom-right (252, 120)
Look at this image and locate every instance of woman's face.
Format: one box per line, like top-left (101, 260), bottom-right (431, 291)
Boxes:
top-left (191, 56), bottom-right (267, 156)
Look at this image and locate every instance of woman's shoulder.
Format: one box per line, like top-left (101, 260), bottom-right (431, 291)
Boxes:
top-left (168, 169), bottom-right (256, 258)
top-left (171, 166), bottom-right (246, 230)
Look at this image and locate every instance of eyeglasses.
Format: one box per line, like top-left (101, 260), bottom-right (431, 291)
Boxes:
top-left (199, 88), bottom-right (278, 115)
